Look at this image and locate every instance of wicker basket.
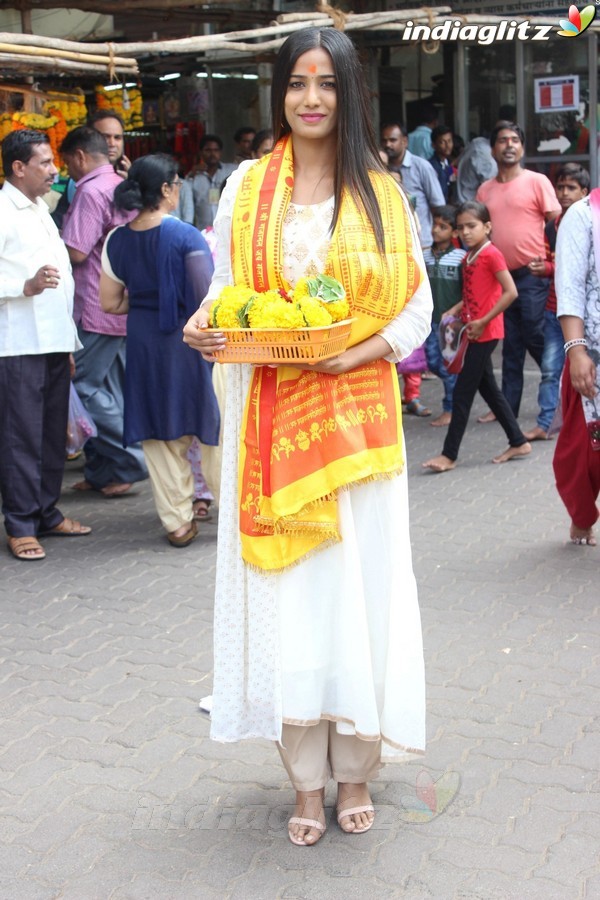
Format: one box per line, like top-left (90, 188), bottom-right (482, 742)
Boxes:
top-left (210, 318), bottom-right (355, 364)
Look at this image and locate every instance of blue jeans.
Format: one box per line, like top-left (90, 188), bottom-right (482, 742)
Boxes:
top-left (536, 309), bottom-right (565, 432)
top-left (73, 328), bottom-right (148, 489)
top-left (502, 270), bottom-right (549, 417)
top-left (424, 326), bottom-right (457, 413)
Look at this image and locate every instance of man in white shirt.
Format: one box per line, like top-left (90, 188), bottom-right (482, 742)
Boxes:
top-left (0, 130), bottom-right (91, 561)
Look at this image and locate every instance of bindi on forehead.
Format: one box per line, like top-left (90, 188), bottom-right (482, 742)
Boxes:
top-left (308, 64), bottom-right (318, 74)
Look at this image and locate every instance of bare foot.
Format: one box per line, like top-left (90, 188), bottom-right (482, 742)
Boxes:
top-left (422, 454), bottom-right (456, 473)
top-left (337, 783), bottom-right (374, 834)
top-left (430, 412), bottom-right (451, 427)
top-left (288, 789), bottom-right (326, 846)
top-left (100, 482), bottom-right (132, 497)
top-left (73, 480), bottom-right (94, 492)
top-left (492, 442), bottom-right (531, 464)
top-left (522, 426), bottom-right (552, 442)
top-left (477, 411), bottom-right (497, 424)
top-left (570, 524), bottom-right (597, 546)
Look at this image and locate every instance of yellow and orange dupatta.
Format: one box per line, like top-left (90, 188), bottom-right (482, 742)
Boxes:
top-left (233, 136), bottom-right (421, 570)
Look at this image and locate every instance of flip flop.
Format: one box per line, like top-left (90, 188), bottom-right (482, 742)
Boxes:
top-left (7, 535), bottom-right (46, 561)
top-left (406, 399), bottom-right (432, 417)
top-left (39, 518), bottom-right (92, 537)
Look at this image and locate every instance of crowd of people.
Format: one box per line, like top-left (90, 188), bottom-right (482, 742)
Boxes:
top-left (380, 112), bottom-right (597, 551)
top-left (0, 112), bottom-right (269, 560)
top-left (0, 24), bottom-right (598, 847)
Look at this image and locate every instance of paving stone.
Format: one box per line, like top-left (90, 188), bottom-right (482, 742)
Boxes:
top-left (1, 363), bottom-right (599, 897)
top-left (532, 830), bottom-right (600, 883)
top-left (280, 874), bottom-right (399, 900)
top-left (0, 880), bottom-right (57, 900)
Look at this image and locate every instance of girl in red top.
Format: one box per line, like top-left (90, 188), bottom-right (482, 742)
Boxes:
top-left (423, 201), bottom-right (531, 472)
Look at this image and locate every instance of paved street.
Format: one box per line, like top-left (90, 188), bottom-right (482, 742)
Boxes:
top-left (1, 360), bottom-right (599, 900)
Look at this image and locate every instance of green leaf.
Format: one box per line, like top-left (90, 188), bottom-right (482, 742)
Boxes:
top-left (237, 296), bottom-right (254, 328)
top-left (306, 277), bottom-right (320, 297)
top-left (211, 301), bottom-right (221, 327)
top-left (315, 273), bottom-right (346, 302)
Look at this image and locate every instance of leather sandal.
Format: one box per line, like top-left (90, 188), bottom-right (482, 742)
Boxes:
top-left (167, 521), bottom-right (198, 548)
top-left (7, 535), bottom-right (46, 561)
top-left (39, 517), bottom-right (92, 537)
top-left (192, 499), bottom-right (212, 521)
top-left (288, 816), bottom-right (326, 846)
top-left (337, 804), bottom-right (375, 834)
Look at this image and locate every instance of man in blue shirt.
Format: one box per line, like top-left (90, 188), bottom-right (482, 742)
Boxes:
top-left (381, 122), bottom-right (445, 248)
top-left (408, 106), bottom-right (438, 159)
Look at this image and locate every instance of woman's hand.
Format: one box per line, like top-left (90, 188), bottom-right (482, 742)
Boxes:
top-left (466, 319), bottom-right (485, 341)
top-left (183, 305), bottom-right (225, 362)
top-left (282, 335), bottom-right (392, 375)
top-left (282, 352), bottom-right (351, 375)
top-left (569, 347), bottom-right (597, 400)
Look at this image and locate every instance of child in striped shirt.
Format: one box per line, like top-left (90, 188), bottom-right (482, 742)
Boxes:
top-left (423, 206), bottom-right (467, 426)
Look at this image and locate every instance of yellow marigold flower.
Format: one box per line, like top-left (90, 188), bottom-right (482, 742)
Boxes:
top-left (299, 297), bottom-right (333, 327)
top-left (292, 277), bottom-right (312, 301)
top-left (323, 297), bottom-right (350, 322)
top-left (213, 302), bottom-right (241, 329)
top-left (218, 285), bottom-right (256, 306)
top-left (248, 297), bottom-right (305, 329)
top-left (212, 284), bottom-right (256, 327)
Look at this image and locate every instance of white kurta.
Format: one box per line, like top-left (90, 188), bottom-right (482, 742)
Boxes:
top-left (205, 161), bottom-right (432, 759)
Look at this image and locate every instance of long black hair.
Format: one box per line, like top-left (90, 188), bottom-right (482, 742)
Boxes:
top-left (271, 27), bottom-right (388, 252)
top-left (114, 152), bottom-right (177, 212)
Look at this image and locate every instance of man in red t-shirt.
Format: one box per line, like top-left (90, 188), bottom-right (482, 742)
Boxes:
top-left (476, 124), bottom-right (560, 419)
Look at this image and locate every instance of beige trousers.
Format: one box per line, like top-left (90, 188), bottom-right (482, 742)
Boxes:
top-left (142, 436), bottom-right (196, 533)
top-left (277, 721), bottom-right (382, 792)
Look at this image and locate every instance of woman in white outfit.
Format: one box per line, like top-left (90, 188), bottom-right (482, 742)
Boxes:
top-left (183, 26), bottom-right (432, 846)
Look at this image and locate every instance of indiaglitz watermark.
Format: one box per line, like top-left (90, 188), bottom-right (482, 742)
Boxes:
top-left (131, 770), bottom-right (461, 831)
top-left (402, 19), bottom-right (554, 44)
top-left (400, 3), bottom-right (599, 45)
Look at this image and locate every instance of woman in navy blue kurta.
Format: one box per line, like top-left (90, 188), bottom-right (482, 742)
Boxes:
top-left (100, 154), bottom-right (219, 546)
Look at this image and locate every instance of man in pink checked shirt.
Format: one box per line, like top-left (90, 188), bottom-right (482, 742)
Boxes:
top-left (61, 126), bottom-right (147, 496)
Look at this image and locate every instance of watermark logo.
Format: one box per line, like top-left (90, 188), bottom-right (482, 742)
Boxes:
top-left (557, 4), bottom-right (596, 36)
top-left (400, 770), bottom-right (461, 823)
top-left (131, 770), bottom-right (462, 831)
top-left (402, 19), bottom-right (554, 44)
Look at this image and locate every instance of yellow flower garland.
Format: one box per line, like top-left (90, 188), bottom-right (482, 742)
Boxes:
top-left (210, 275), bottom-right (350, 330)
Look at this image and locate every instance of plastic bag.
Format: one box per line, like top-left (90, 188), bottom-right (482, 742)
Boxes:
top-left (66, 384), bottom-right (97, 455)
